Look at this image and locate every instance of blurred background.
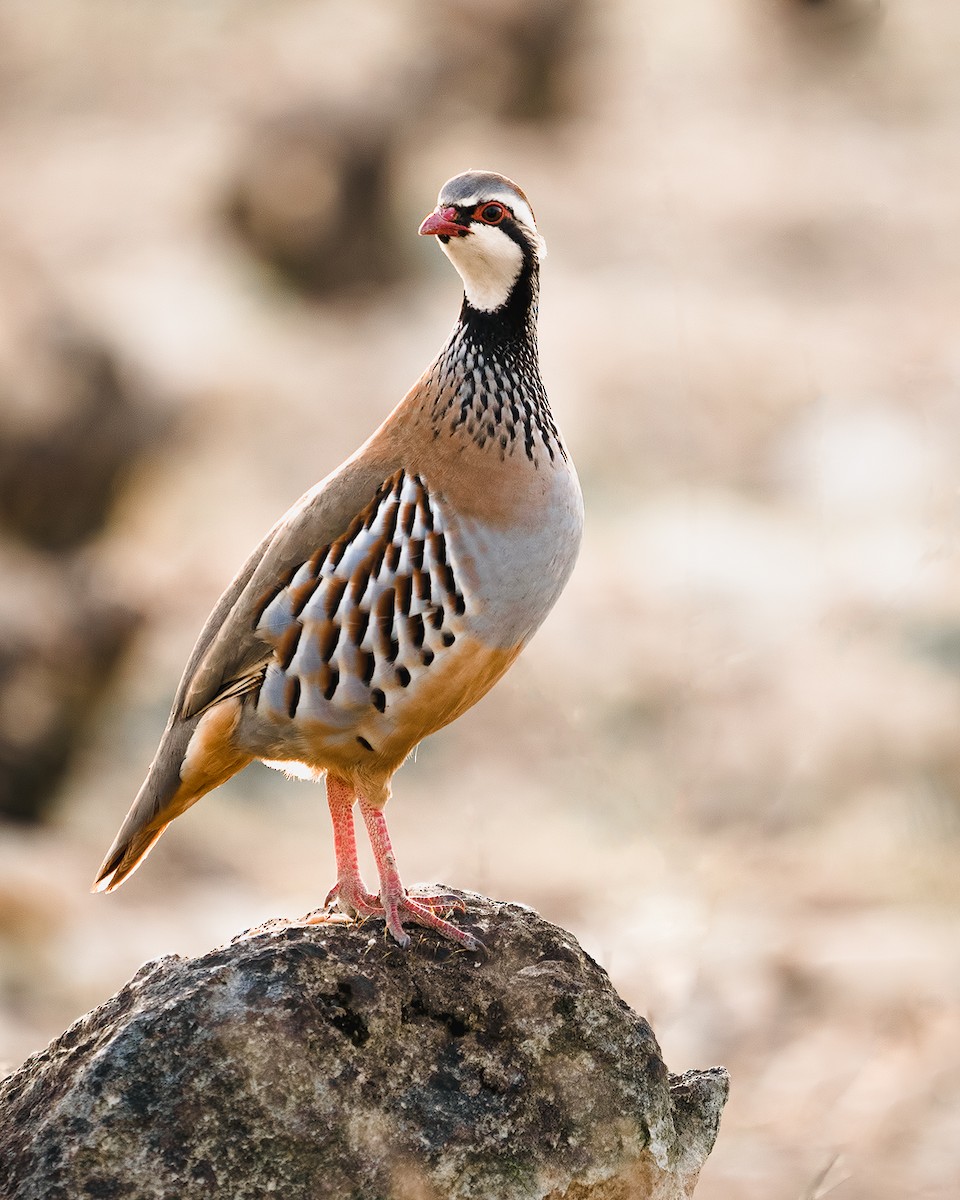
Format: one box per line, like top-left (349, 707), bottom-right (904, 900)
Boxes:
top-left (1, 1), bottom-right (959, 1195)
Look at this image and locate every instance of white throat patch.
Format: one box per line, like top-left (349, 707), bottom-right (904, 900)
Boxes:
top-left (440, 224), bottom-right (525, 313)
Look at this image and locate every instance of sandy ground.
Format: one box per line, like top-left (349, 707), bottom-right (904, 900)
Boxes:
top-left (2, 3), bottom-right (960, 1197)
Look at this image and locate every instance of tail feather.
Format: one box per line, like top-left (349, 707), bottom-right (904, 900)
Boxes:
top-left (92, 821), bottom-right (170, 893)
top-left (92, 699), bottom-right (251, 895)
top-left (91, 734), bottom-right (190, 894)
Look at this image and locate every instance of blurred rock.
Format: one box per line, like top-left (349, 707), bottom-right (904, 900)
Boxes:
top-left (755, 0), bottom-right (885, 62)
top-left (0, 253), bottom-right (167, 821)
top-left (227, 103), bottom-right (402, 296)
top-left (0, 319), bottom-right (167, 553)
top-left (227, 0), bottom-right (589, 295)
top-left (432, 0), bottom-right (588, 123)
top-left (0, 895), bottom-right (728, 1199)
top-left (0, 560), bottom-right (140, 823)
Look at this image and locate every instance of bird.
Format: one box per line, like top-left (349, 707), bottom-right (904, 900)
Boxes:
top-left (93, 170), bottom-right (583, 950)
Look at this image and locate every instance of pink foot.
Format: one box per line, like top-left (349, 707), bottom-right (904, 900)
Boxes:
top-left (379, 887), bottom-right (480, 951)
top-left (320, 878), bottom-right (476, 949)
top-left (322, 875), bottom-right (381, 918)
top-left (407, 887), bottom-right (467, 913)
top-left (321, 775), bottom-right (481, 951)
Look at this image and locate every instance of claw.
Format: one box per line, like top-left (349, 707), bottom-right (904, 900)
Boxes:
top-left (382, 892), bottom-right (481, 951)
top-left (316, 878), bottom-right (480, 950)
top-left (407, 887), bottom-right (467, 913)
top-left (328, 875), bottom-right (382, 920)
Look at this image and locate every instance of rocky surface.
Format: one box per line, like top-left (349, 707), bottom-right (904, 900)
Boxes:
top-left (0, 894), bottom-right (728, 1199)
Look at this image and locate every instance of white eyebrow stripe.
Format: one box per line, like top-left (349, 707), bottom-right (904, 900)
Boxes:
top-left (441, 190), bottom-right (537, 236)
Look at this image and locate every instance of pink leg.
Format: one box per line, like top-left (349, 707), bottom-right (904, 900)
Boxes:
top-left (319, 775), bottom-right (380, 918)
top-left (312, 775), bottom-right (476, 949)
top-left (358, 795), bottom-right (479, 951)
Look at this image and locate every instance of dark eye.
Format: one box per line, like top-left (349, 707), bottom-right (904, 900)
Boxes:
top-left (476, 202), bottom-right (506, 225)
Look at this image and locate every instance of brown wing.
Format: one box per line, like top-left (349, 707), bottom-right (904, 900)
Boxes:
top-left (176, 454), bottom-right (401, 721)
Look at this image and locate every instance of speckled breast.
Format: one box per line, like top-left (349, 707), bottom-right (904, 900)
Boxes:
top-left (237, 464), bottom-right (579, 773)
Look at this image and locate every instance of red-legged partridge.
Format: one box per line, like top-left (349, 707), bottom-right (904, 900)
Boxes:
top-left (93, 170), bottom-right (583, 950)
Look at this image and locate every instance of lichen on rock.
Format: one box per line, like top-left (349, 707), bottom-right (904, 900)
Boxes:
top-left (0, 893), bottom-right (728, 1199)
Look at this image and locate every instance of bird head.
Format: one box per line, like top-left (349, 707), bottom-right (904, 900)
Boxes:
top-left (419, 170), bottom-right (545, 315)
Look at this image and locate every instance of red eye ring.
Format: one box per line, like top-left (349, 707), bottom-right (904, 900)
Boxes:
top-left (474, 201), bottom-right (507, 225)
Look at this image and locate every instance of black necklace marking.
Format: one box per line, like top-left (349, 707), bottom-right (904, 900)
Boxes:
top-left (426, 253), bottom-right (565, 463)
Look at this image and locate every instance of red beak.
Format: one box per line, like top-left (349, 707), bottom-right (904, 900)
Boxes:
top-left (419, 206), bottom-right (466, 238)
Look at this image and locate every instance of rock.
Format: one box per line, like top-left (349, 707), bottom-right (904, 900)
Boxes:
top-left (227, 102), bottom-right (402, 296)
top-left (0, 556), bottom-right (141, 824)
top-left (425, 0), bottom-right (588, 124)
top-left (226, 2), bottom-right (591, 297)
top-left (0, 579), bottom-right (141, 826)
top-left (0, 252), bottom-right (163, 820)
top-left (0, 315), bottom-right (168, 554)
top-left (0, 894), bottom-right (727, 1199)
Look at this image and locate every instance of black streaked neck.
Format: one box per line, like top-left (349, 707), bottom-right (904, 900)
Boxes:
top-left (428, 260), bottom-right (565, 464)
